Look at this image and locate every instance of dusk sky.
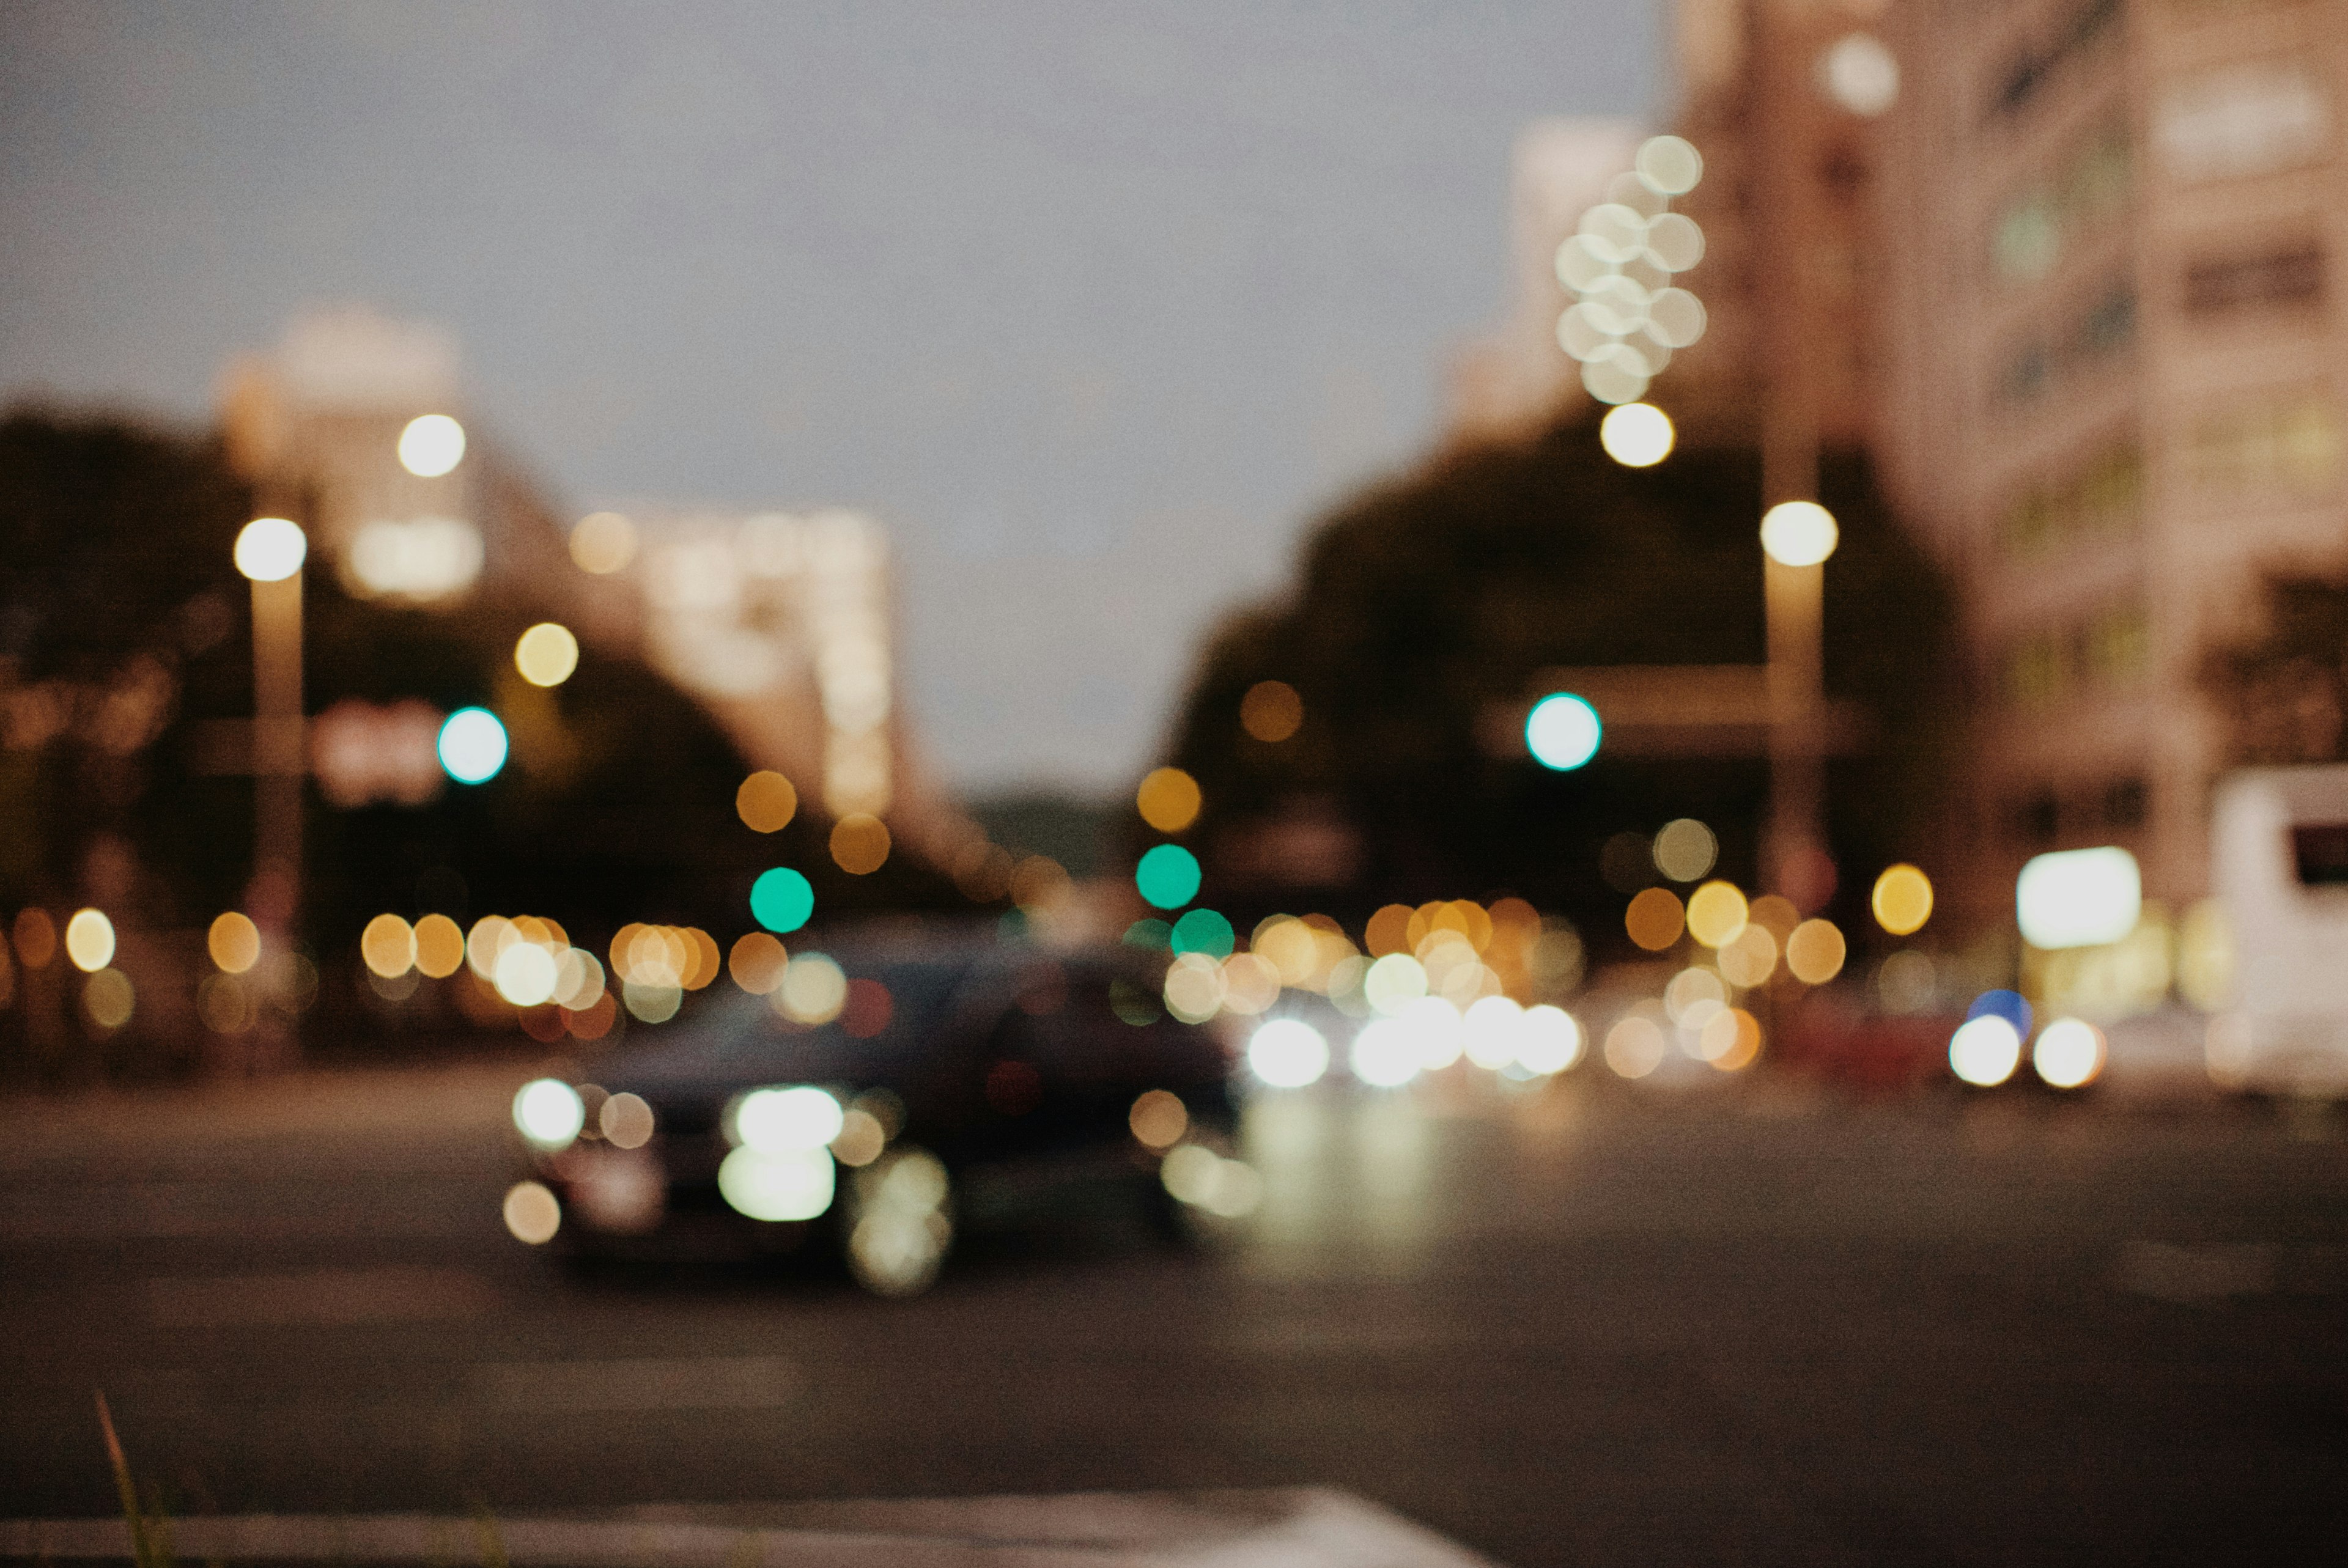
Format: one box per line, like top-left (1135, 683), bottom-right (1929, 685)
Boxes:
top-left (1, 1), bottom-right (1661, 798)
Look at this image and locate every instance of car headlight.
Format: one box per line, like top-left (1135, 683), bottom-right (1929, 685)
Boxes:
top-left (727, 1085), bottom-right (844, 1152)
top-left (513, 1078), bottom-right (585, 1150)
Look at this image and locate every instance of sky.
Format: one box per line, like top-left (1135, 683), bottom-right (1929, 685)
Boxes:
top-left (0, 1), bottom-right (1661, 799)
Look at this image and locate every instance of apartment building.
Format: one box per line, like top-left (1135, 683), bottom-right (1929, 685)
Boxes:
top-left (1873, 0), bottom-right (2347, 920)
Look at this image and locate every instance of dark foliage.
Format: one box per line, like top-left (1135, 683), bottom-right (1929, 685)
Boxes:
top-left (1153, 410), bottom-right (1961, 958)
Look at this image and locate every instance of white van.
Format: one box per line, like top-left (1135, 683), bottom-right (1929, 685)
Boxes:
top-left (2206, 764), bottom-right (2348, 1095)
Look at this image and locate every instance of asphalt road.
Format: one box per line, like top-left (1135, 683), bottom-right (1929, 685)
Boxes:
top-left (4, 1057), bottom-right (2345, 1566)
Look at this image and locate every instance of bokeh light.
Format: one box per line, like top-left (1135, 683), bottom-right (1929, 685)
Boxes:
top-left (360, 913), bottom-right (416, 979)
top-left (2032, 1017), bottom-right (2106, 1089)
top-left (1600, 402), bottom-right (1675, 467)
top-left (734, 1086), bottom-right (845, 1153)
top-left (1240, 680), bottom-right (1304, 742)
top-left (1519, 1006), bottom-right (1584, 1074)
top-left (1785, 918), bottom-right (1847, 984)
top-left (2016, 845), bottom-right (2141, 949)
top-left (737, 770), bottom-right (799, 833)
top-left (1350, 1017), bottom-right (1422, 1087)
top-left (1651, 818), bottom-right (1717, 882)
top-left (1526, 693), bottom-right (1602, 770)
top-left (1685, 882), bottom-right (1749, 948)
top-left (1461, 995), bottom-right (1521, 1070)
top-left (1136, 767), bottom-right (1202, 833)
top-left (1363, 952), bottom-right (1429, 1015)
top-left (494, 942), bottom-right (559, 1007)
top-left (830, 812), bottom-right (892, 874)
top-left (1170, 907), bottom-right (1235, 959)
top-left (1129, 1089), bottom-right (1189, 1149)
top-left (570, 511), bottom-right (638, 575)
top-left (1716, 922), bottom-right (1779, 988)
top-left (13, 908), bottom-right (56, 968)
top-left (1760, 501), bottom-right (1839, 567)
top-left (718, 1146), bottom-right (835, 1222)
top-left (750, 867), bottom-right (815, 933)
top-left (1635, 133), bottom-right (1703, 196)
top-left (397, 413), bottom-right (466, 477)
top-left (1819, 31), bottom-right (1900, 116)
top-left (208, 911), bottom-right (260, 974)
top-left (588, 1094), bottom-right (651, 1154)
top-left (503, 1181), bottom-right (561, 1245)
top-left (513, 622), bottom-right (580, 687)
top-left (1164, 952), bottom-right (1225, 1023)
top-left (1135, 844), bottom-right (1202, 910)
top-left (84, 969), bottom-right (135, 1030)
top-left (437, 707), bottom-right (508, 784)
top-left (1604, 1015), bottom-right (1669, 1078)
top-left (1949, 1016), bottom-right (2023, 1087)
top-left (64, 908), bottom-right (115, 973)
top-left (233, 517), bottom-right (307, 582)
top-left (1872, 864), bottom-right (1935, 935)
top-left (513, 1078), bottom-right (585, 1149)
top-left (1700, 1007), bottom-right (1763, 1071)
top-left (1248, 1018), bottom-right (1329, 1088)
top-left (775, 953), bottom-right (848, 1024)
top-left (413, 913), bottom-right (465, 978)
top-left (1625, 886), bottom-right (1686, 951)
top-left (729, 931), bottom-right (788, 994)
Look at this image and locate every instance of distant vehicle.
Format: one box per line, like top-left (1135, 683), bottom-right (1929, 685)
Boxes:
top-left (507, 937), bottom-right (1239, 1293)
top-left (2207, 765), bottom-right (2348, 1095)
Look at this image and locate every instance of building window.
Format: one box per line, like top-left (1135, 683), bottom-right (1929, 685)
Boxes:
top-left (2011, 788), bottom-right (2062, 844)
top-left (1992, 0), bottom-right (2123, 122)
top-left (2001, 597), bottom-right (2148, 713)
top-left (1990, 121), bottom-right (2132, 283)
top-left (2184, 241), bottom-right (2325, 314)
top-left (2185, 389), bottom-right (2344, 495)
top-left (1995, 278), bottom-right (2136, 408)
top-left (2103, 776), bottom-right (2148, 831)
top-left (2155, 61), bottom-right (2332, 184)
top-left (2002, 439), bottom-right (2142, 554)
top-left (2084, 603), bottom-right (2150, 685)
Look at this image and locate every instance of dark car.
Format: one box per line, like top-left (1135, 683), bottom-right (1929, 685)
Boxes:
top-left (506, 935), bottom-right (1239, 1293)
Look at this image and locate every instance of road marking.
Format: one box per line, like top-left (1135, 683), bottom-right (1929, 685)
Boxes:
top-left (147, 1265), bottom-right (500, 1327)
top-left (0, 1490), bottom-right (1494, 1566)
top-left (475, 1356), bottom-right (796, 1412)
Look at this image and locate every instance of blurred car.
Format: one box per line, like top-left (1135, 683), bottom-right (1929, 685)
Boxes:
top-left (506, 935), bottom-right (1239, 1293)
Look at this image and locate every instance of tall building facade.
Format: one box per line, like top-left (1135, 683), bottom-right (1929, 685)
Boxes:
top-left (1871, 0), bottom-right (2347, 920)
top-left (217, 307), bottom-right (973, 866)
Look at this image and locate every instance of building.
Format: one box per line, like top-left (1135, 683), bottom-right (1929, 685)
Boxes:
top-left (216, 306), bottom-right (973, 868)
top-left (1870, 0), bottom-right (2347, 923)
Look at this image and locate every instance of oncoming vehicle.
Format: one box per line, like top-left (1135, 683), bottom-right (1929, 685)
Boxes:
top-left (503, 937), bottom-right (1241, 1294)
top-left (2207, 765), bottom-right (2348, 1095)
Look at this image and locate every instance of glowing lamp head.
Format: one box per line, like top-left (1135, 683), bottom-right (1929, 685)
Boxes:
top-left (437, 707), bottom-right (509, 784)
top-left (234, 517), bottom-right (308, 582)
top-left (512, 1077), bottom-right (586, 1149)
top-left (1526, 693), bottom-right (1602, 771)
top-left (1760, 501), bottom-right (1839, 567)
top-left (1600, 403), bottom-right (1675, 468)
top-left (2016, 845), bottom-right (2141, 949)
top-left (397, 413), bottom-right (467, 477)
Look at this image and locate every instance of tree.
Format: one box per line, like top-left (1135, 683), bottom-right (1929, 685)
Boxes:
top-left (1151, 410), bottom-right (1960, 959)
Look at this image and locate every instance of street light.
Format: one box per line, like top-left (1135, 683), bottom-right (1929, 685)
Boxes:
top-left (1760, 501), bottom-right (1836, 906)
top-left (235, 517), bottom-right (307, 1056)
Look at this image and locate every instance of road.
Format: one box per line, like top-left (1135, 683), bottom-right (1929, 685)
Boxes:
top-left (4, 1057), bottom-right (2345, 1566)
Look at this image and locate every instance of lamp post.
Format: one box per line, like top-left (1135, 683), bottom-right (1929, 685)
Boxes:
top-left (234, 517), bottom-right (308, 971)
top-left (1760, 501), bottom-right (1837, 907)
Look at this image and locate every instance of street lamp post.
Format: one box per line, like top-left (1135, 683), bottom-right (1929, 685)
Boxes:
top-left (234, 517), bottom-right (308, 1059)
top-left (1760, 501), bottom-right (1838, 907)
